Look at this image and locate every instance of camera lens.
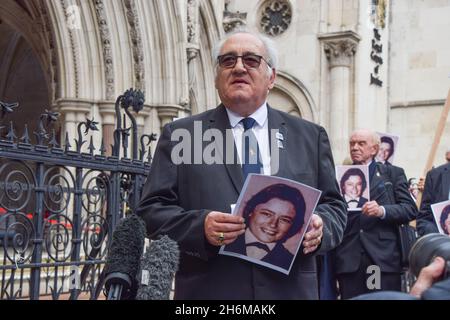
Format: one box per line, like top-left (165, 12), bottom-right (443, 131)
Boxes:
top-left (409, 233), bottom-right (450, 278)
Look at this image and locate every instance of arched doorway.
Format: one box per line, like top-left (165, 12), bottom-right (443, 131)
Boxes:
top-left (268, 71), bottom-right (317, 122)
top-left (0, 2), bottom-right (51, 143)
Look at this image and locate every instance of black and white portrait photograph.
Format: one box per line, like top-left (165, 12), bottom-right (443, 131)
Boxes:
top-left (336, 165), bottom-right (370, 211)
top-left (220, 174), bottom-right (321, 274)
top-left (375, 132), bottom-right (399, 165)
top-left (431, 200), bottom-right (450, 236)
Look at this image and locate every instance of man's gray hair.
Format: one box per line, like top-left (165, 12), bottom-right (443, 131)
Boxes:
top-left (212, 28), bottom-right (278, 70)
top-left (350, 129), bottom-right (381, 146)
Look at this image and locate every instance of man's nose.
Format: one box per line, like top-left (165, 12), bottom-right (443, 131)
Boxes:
top-left (233, 57), bottom-right (246, 72)
top-left (268, 217), bottom-right (278, 228)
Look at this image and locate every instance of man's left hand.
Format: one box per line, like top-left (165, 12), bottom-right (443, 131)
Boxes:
top-left (362, 201), bottom-right (383, 218)
top-left (302, 214), bottom-right (323, 254)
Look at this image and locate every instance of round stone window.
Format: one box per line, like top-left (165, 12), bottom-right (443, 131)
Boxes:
top-left (260, 0), bottom-right (292, 37)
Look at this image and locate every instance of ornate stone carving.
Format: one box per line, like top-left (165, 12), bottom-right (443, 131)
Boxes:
top-left (94, 0), bottom-right (115, 100)
top-left (223, 0), bottom-right (247, 33)
top-left (318, 31), bottom-right (361, 68)
top-left (323, 40), bottom-right (358, 67)
top-left (62, 0), bottom-right (80, 97)
top-left (187, 0), bottom-right (199, 44)
top-left (260, 0), bottom-right (292, 37)
top-left (187, 46), bottom-right (199, 64)
top-left (124, 0), bottom-right (145, 91)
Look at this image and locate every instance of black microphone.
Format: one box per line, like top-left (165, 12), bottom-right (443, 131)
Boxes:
top-left (104, 214), bottom-right (146, 300)
top-left (135, 235), bottom-right (179, 300)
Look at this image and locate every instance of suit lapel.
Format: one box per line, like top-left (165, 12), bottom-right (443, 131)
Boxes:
top-left (442, 165), bottom-right (450, 200)
top-left (267, 106), bottom-right (287, 177)
top-left (208, 104), bottom-right (244, 194)
top-left (369, 163), bottom-right (386, 201)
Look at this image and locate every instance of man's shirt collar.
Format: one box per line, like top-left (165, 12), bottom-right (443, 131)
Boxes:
top-left (226, 103), bottom-right (268, 129)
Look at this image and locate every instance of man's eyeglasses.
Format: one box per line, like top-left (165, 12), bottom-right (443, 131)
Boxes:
top-left (217, 53), bottom-right (272, 69)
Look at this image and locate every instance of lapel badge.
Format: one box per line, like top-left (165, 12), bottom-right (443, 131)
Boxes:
top-left (276, 132), bottom-right (284, 141)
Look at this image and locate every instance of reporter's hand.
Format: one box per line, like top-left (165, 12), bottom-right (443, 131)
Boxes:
top-left (410, 256), bottom-right (446, 298)
top-left (204, 211), bottom-right (246, 246)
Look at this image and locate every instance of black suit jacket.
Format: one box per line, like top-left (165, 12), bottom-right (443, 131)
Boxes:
top-left (335, 163), bottom-right (417, 274)
top-left (136, 104), bottom-right (346, 299)
top-left (417, 163), bottom-right (450, 236)
top-left (224, 233), bottom-right (294, 271)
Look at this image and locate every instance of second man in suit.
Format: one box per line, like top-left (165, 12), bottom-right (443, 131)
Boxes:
top-left (334, 129), bottom-right (417, 299)
top-left (417, 162), bottom-right (450, 236)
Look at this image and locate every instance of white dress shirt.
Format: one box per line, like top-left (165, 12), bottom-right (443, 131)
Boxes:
top-left (225, 103), bottom-right (271, 175)
top-left (244, 228), bottom-right (276, 260)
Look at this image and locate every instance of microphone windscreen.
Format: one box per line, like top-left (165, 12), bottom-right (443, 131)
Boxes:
top-left (135, 235), bottom-right (179, 300)
top-left (104, 214), bottom-right (146, 292)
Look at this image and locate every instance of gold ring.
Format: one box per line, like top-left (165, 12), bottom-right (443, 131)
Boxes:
top-left (218, 232), bottom-right (224, 244)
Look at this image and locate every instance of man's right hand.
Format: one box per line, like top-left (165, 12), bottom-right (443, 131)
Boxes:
top-left (204, 211), bottom-right (246, 246)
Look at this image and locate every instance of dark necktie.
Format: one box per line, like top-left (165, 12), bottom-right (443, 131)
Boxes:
top-left (241, 117), bottom-right (263, 180)
top-left (246, 241), bottom-right (270, 253)
top-left (347, 199), bottom-right (359, 209)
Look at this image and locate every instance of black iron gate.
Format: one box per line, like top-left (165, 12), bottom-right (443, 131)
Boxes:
top-left (0, 89), bottom-right (156, 300)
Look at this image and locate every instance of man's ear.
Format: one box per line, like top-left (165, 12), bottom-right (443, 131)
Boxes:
top-left (268, 68), bottom-right (276, 90)
top-left (372, 144), bottom-right (380, 157)
top-left (214, 73), bottom-right (219, 89)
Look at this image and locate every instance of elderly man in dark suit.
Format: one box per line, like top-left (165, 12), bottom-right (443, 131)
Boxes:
top-left (136, 29), bottom-right (346, 300)
top-left (417, 162), bottom-right (450, 236)
top-left (334, 129), bottom-right (417, 299)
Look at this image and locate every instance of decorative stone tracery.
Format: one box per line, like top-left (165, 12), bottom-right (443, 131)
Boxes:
top-left (260, 0), bottom-right (292, 37)
top-left (94, 0), bottom-right (115, 100)
top-left (124, 0), bottom-right (145, 91)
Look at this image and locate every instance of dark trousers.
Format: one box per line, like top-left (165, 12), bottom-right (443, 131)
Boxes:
top-left (337, 252), bottom-right (401, 300)
top-left (318, 253), bottom-right (338, 300)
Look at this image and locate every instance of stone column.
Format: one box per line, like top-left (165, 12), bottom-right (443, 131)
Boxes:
top-left (157, 105), bottom-right (182, 130)
top-left (186, 0), bottom-right (200, 115)
top-left (318, 31), bottom-right (360, 164)
top-left (135, 105), bottom-right (151, 138)
top-left (56, 99), bottom-right (92, 151)
top-left (98, 101), bottom-right (116, 156)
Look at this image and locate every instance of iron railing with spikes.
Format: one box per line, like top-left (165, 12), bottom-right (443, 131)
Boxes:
top-left (0, 89), bottom-right (157, 300)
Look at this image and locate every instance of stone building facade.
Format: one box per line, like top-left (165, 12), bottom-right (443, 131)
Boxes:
top-left (0, 0), bottom-right (449, 178)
